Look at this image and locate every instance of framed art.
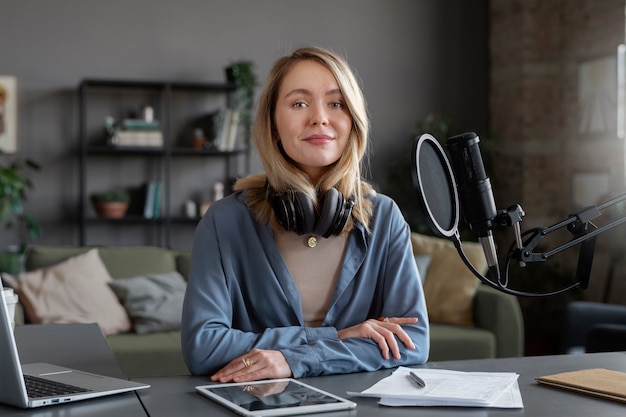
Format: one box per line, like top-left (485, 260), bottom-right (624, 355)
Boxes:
top-left (0, 76), bottom-right (18, 153)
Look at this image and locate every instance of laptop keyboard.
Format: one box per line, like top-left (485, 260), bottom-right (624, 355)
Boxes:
top-left (24, 374), bottom-right (92, 398)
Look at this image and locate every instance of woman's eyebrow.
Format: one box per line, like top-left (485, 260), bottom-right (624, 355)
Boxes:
top-left (283, 88), bottom-right (343, 98)
top-left (283, 88), bottom-right (311, 98)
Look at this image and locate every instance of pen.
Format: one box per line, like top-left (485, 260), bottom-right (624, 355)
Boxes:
top-left (409, 371), bottom-right (426, 388)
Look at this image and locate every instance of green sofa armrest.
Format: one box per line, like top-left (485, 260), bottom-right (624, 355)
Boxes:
top-left (14, 302), bottom-right (25, 326)
top-left (473, 284), bottom-right (524, 358)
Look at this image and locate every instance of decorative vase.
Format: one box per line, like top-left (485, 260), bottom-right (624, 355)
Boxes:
top-left (94, 202), bottom-right (129, 218)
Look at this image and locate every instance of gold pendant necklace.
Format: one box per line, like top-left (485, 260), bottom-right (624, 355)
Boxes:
top-left (307, 236), bottom-right (318, 248)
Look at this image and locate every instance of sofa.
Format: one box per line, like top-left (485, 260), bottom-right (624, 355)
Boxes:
top-left (562, 301), bottom-right (626, 354)
top-left (6, 233), bottom-right (523, 378)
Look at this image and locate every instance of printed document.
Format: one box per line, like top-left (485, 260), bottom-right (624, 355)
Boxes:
top-left (349, 367), bottom-right (523, 408)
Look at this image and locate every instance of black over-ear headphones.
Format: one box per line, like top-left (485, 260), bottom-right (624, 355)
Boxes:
top-left (266, 183), bottom-right (355, 238)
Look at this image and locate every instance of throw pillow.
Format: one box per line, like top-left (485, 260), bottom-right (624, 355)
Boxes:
top-left (410, 233), bottom-right (487, 327)
top-left (2, 249), bottom-right (131, 335)
top-left (108, 271), bottom-right (186, 334)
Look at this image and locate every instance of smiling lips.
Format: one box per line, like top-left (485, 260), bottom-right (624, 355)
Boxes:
top-left (304, 134), bottom-right (333, 144)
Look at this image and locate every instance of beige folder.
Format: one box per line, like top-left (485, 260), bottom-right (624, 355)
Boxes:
top-left (536, 368), bottom-right (626, 403)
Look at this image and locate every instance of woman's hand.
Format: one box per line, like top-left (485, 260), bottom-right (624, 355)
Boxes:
top-left (337, 317), bottom-right (418, 360)
top-left (211, 349), bottom-right (293, 383)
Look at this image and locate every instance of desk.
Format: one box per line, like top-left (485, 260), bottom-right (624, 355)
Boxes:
top-left (2, 324), bottom-right (147, 417)
top-left (6, 324), bottom-right (626, 417)
top-left (136, 352), bottom-right (626, 417)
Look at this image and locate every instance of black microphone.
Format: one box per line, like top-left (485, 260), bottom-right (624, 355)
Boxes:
top-left (445, 132), bottom-right (499, 278)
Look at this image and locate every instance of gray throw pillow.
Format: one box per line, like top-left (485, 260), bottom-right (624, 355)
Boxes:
top-left (108, 271), bottom-right (186, 334)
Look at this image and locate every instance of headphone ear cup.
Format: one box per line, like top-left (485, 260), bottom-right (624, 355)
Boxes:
top-left (293, 191), bottom-right (315, 235)
top-left (268, 184), bottom-right (352, 237)
top-left (329, 196), bottom-right (355, 237)
top-left (269, 190), bottom-right (294, 231)
top-left (314, 188), bottom-right (343, 238)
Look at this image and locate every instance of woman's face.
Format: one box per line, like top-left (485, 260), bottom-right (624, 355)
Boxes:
top-left (274, 60), bottom-right (352, 182)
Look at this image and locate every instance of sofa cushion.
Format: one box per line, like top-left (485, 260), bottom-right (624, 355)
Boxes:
top-left (411, 233), bottom-right (487, 327)
top-left (106, 330), bottom-right (188, 377)
top-left (428, 324), bottom-right (496, 361)
top-left (97, 247), bottom-right (179, 279)
top-left (3, 249), bottom-right (131, 335)
top-left (24, 245), bottom-right (179, 279)
top-left (175, 252), bottom-right (191, 281)
top-left (108, 271), bottom-right (186, 334)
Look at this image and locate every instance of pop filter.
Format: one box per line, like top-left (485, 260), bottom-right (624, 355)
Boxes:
top-left (411, 134), bottom-right (460, 239)
top-left (411, 132), bottom-right (583, 297)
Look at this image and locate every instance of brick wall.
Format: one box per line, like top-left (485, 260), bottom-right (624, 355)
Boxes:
top-left (490, 0), bottom-right (625, 303)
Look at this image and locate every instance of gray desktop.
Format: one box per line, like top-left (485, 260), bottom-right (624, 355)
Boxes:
top-left (7, 323), bottom-right (626, 417)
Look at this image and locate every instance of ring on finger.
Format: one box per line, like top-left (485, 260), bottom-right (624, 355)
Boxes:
top-left (378, 316), bottom-right (389, 323)
top-left (242, 357), bottom-right (254, 367)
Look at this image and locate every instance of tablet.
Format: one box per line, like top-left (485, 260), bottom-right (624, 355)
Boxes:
top-left (195, 378), bottom-right (357, 417)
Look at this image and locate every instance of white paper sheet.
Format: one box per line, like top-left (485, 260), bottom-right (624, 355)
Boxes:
top-left (348, 367), bottom-right (523, 408)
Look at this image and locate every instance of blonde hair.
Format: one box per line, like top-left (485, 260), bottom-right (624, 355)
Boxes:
top-left (234, 46), bottom-right (375, 232)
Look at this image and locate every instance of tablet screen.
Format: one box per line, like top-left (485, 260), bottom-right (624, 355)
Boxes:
top-left (196, 378), bottom-right (356, 417)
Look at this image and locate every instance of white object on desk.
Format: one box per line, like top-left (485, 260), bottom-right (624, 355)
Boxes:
top-left (349, 366), bottom-right (523, 408)
top-left (1, 287), bottom-right (18, 329)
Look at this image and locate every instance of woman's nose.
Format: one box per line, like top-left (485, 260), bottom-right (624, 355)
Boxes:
top-left (311, 104), bottom-right (329, 126)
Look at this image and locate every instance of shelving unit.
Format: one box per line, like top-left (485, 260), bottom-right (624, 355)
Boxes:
top-left (78, 79), bottom-right (248, 249)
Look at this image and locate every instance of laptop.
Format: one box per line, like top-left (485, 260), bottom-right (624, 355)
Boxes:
top-left (0, 289), bottom-right (150, 408)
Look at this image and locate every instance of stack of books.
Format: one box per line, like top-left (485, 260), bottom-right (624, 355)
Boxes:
top-left (110, 119), bottom-right (164, 148)
top-left (212, 108), bottom-right (240, 151)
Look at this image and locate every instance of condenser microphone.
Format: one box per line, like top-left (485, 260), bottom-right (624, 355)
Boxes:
top-left (412, 132), bottom-right (592, 297)
top-left (445, 132), bottom-right (499, 278)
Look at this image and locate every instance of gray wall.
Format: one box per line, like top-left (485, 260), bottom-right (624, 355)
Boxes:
top-left (0, 0), bottom-right (487, 250)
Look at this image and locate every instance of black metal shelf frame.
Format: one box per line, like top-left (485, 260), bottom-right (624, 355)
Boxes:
top-left (78, 78), bottom-right (244, 247)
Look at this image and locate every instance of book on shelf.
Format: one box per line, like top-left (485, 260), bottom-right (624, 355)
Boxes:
top-left (142, 181), bottom-right (162, 219)
top-left (110, 130), bottom-right (164, 147)
top-left (152, 181), bottom-right (162, 218)
top-left (212, 108), bottom-right (240, 152)
top-left (225, 109), bottom-right (240, 151)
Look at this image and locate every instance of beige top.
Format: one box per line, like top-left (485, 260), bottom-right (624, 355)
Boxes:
top-left (274, 228), bottom-right (348, 327)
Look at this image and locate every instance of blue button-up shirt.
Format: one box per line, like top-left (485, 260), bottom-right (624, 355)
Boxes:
top-left (181, 192), bottom-right (429, 377)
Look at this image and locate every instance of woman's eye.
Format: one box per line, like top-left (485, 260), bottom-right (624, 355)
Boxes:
top-left (330, 101), bottom-right (343, 109)
top-left (293, 101), bottom-right (307, 108)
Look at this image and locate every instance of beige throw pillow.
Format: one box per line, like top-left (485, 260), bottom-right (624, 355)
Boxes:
top-left (3, 249), bottom-right (131, 335)
top-left (411, 233), bottom-right (487, 327)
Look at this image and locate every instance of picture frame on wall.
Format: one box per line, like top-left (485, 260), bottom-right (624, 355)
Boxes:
top-left (0, 75), bottom-right (18, 153)
top-left (577, 53), bottom-right (617, 139)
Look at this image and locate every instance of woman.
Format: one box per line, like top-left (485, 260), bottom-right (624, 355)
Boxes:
top-left (181, 46), bottom-right (429, 382)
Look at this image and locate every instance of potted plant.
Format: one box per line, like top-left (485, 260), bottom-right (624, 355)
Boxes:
top-left (90, 189), bottom-right (130, 218)
top-left (225, 60), bottom-right (257, 147)
top-left (0, 155), bottom-right (41, 273)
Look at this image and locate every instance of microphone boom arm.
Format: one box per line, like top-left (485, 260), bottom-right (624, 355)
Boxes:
top-left (514, 192), bottom-right (626, 264)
